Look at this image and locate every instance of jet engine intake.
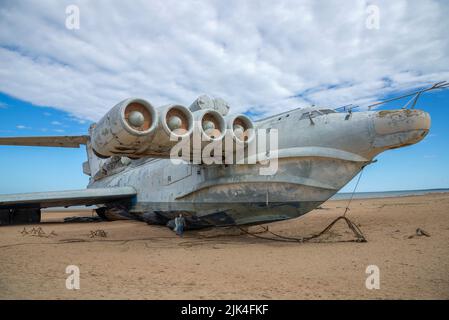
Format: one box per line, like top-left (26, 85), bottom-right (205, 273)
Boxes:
top-left (143, 104), bottom-right (194, 154)
top-left (193, 109), bottom-right (226, 146)
top-left (225, 114), bottom-right (255, 145)
top-left (91, 98), bottom-right (157, 158)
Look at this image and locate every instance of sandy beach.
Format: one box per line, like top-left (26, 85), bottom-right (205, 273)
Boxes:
top-left (0, 193), bottom-right (448, 300)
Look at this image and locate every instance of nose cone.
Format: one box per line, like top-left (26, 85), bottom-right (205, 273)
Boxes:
top-left (167, 115), bottom-right (183, 131)
top-left (373, 109), bottom-right (431, 149)
top-left (374, 109), bottom-right (430, 134)
top-left (128, 111), bottom-right (145, 127)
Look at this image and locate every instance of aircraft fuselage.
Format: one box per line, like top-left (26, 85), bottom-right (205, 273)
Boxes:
top-left (88, 107), bottom-right (430, 228)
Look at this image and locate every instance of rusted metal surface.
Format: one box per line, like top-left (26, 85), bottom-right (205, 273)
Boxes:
top-left (374, 109), bottom-right (430, 135)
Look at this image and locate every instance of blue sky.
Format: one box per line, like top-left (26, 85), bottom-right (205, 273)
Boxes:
top-left (0, 1), bottom-right (448, 194)
top-left (0, 88), bottom-right (448, 194)
top-left (0, 92), bottom-right (90, 193)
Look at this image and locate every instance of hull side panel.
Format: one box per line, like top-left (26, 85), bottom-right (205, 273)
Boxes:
top-left (89, 156), bottom-right (366, 226)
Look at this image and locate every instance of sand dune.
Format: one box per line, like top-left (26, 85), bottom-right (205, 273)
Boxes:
top-left (0, 193), bottom-right (448, 299)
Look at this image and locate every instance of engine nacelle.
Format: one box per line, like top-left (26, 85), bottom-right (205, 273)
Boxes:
top-left (91, 97), bottom-right (255, 160)
top-left (192, 109), bottom-right (226, 151)
top-left (142, 104), bottom-right (194, 155)
top-left (225, 114), bottom-right (255, 145)
top-left (91, 99), bottom-right (194, 158)
top-left (91, 98), bottom-right (157, 158)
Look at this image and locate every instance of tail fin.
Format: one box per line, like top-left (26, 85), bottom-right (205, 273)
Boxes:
top-left (0, 135), bottom-right (88, 148)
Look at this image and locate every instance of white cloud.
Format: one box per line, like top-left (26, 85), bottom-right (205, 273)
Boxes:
top-left (16, 125), bottom-right (31, 129)
top-left (0, 102), bottom-right (8, 109)
top-left (66, 115), bottom-right (86, 124)
top-left (0, 0), bottom-right (448, 121)
top-left (51, 120), bottom-right (62, 125)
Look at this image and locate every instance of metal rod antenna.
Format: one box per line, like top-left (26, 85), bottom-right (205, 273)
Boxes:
top-left (410, 91), bottom-right (423, 109)
top-left (335, 104), bottom-right (353, 112)
top-left (367, 81), bottom-right (448, 110)
top-left (401, 94), bottom-right (418, 109)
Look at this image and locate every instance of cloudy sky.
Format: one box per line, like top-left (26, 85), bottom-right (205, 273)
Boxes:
top-left (1, 0), bottom-right (448, 120)
top-left (0, 0), bottom-right (448, 193)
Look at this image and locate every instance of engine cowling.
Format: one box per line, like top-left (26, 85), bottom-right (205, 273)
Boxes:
top-left (142, 104), bottom-right (194, 155)
top-left (221, 114), bottom-right (256, 162)
top-left (91, 97), bottom-right (258, 161)
top-left (91, 100), bottom-right (194, 158)
top-left (91, 98), bottom-right (157, 158)
top-left (192, 109), bottom-right (226, 150)
top-left (225, 114), bottom-right (255, 145)
top-left (185, 109), bottom-right (226, 162)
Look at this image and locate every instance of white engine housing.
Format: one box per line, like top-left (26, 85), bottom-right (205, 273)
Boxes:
top-left (91, 98), bottom-right (157, 158)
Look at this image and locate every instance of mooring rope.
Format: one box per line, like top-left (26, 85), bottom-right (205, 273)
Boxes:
top-left (240, 168), bottom-right (367, 243)
top-left (343, 167), bottom-right (364, 217)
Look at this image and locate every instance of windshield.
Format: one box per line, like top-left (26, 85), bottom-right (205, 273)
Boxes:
top-left (300, 109), bottom-right (336, 120)
top-left (319, 109), bottom-right (336, 114)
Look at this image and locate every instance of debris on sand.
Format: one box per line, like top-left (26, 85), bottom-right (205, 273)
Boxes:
top-left (89, 229), bottom-right (107, 238)
top-left (20, 227), bottom-right (57, 238)
top-left (408, 228), bottom-right (430, 239)
top-left (64, 216), bottom-right (104, 223)
top-left (416, 228), bottom-right (430, 237)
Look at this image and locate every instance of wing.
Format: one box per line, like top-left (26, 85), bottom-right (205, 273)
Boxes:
top-left (0, 187), bottom-right (136, 209)
top-left (0, 135), bottom-right (88, 148)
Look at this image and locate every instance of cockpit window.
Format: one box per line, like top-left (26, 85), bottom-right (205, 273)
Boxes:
top-left (300, 112), bottom-right (310, 120)
top-left (319, 109), bottom-right (336, 114)
top-left (300, 109), bottom-right (335, 120)
top-left (310, 111), bottom-right (321, 117)
top-left (300, 111), bottom-right (321, 120)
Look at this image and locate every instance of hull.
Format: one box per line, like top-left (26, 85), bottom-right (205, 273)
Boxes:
top-left (90, 154), bottom-right (367, 227)
top-left (138, 200), bottom-right (326, 227)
